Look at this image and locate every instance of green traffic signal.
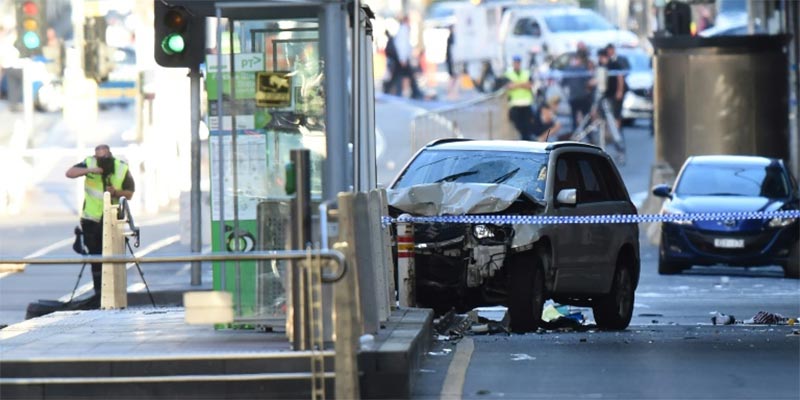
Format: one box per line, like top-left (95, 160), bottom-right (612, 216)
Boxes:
top-left (161, 33), bottom-right (185, 55)
top-left (22, 30), bottom-right (40, 49)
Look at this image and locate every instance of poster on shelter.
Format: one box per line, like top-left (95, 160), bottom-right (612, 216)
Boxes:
top-left (256, 71), bottom-right (292, 108)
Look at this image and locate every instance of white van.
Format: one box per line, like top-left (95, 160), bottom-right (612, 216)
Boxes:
top-left (499, 7), bottom-right (639, 68)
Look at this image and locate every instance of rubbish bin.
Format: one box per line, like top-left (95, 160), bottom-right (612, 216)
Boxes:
top-left (651, 35), bottom-right (791, 171)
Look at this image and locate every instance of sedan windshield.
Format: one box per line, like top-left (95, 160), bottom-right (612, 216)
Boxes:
top-left (544, 13), bottom-right (614, 33)
top-left (393, 149), bottom-right (548, 201)
top-left (675, 163), bottom-right (791, 198)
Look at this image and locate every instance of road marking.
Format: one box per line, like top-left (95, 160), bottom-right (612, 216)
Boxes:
top-left (58, 235), bottom-right (180, 302)
top-left (0, 237), bottom-right (73, 279)
top-left (0, 214), bottom-right (179, 279)
top-left (440, 337), bottom-right (474, 400)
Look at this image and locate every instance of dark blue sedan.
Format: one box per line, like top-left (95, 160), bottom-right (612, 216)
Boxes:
top-left (652, 155), bottom-right (800, 278)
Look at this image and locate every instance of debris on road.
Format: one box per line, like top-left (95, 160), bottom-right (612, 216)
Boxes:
top-left (744, 311), bottom-right (796, 325)
top-left (710, 312), bottom-right (735, 325)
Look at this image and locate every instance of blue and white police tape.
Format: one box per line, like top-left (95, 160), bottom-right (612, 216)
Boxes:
top-left (381, 210), bottom-right (800, 227)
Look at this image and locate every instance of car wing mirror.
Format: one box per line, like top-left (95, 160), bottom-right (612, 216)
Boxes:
top-left (652, 184), bottom-right (672, 198)
top-left (557, 188), bottom-right (577, 205)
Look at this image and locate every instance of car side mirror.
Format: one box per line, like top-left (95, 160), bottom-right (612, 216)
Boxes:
top-left (652, 184), bottom-right (672, 198)
top-left (557, 188), bottom-right (577, 205)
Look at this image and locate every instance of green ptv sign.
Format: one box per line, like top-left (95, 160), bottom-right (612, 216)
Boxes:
top-left (206, 53), bottom-right (265, 100)
top-left (206, 53), bottom-right (273, 131)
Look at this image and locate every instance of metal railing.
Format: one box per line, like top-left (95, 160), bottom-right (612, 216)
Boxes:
top-left (410, 91), bottom-right (517, 153)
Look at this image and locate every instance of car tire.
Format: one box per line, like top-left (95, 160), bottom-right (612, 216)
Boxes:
top-left (593, 258), bottom-right (635, 330)
top-left (508, 250), bottom-right (546, 333)
top-left (782, 240), bottom-right (799, 279)
top-left (658, 254), bottom-right (686, 275)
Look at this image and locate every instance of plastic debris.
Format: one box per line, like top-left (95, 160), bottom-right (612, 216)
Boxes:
top-left (510, 353), bottom-right (536, 361)
top-left (359, 334), bottom-right (375, 350)
top-left (710, 311), bottom-right (735, 325)
top-left (744, 311), bottom-right (792, 325)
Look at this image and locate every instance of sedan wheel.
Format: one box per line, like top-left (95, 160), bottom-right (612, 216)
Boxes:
top-left (508, 250), bottom-right (546, 333)
top-left (593, 260), bottom-right (634, 330)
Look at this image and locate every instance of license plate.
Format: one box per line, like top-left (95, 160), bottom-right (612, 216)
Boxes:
top-left (714, 238), bottom-right (745, 248)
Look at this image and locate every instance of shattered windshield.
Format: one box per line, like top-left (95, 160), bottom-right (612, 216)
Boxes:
top-left (393, 149), bottom-right (548, 201)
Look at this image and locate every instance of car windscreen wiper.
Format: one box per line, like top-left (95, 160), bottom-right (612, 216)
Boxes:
top-left (435, 170), bottom-right (478, 183)
top-left (492, 167), bottom-right (520, 184)
top-left (705, 192), bottom-right (746, 196)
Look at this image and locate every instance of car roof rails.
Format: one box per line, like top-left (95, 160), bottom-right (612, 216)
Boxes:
top-left (546, 141), bottom-right (601, 151)
top-left (425, 138), bottom-right (474, 147)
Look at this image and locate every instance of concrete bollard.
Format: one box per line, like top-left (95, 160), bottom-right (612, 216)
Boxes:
top-left (396, 214), bottom-right (416, 308)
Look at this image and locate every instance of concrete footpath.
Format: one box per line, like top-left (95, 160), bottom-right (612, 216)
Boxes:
top-left (0, 239), bottom-right (435, 399)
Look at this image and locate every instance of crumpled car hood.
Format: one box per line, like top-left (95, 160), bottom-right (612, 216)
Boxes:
top-left (387, 182), bottom-right (523, 216)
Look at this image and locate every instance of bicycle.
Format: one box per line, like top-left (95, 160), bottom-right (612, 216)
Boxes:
top-left (569, 96), bottom-right (626, 165)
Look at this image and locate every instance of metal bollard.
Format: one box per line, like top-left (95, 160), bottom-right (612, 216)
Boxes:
top-left (396, 214), bottom-right (416, 308)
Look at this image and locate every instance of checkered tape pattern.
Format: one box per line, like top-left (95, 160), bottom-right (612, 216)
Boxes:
top-left (381, 210), bottom-right (800, 227)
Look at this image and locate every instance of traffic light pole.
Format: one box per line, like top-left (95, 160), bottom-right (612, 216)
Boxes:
top-left (189, 67), bottom-right (202, 286)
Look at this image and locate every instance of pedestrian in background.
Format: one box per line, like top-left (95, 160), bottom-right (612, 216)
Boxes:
top-left (600, 46), bottom-right (625, 132)
top-left (445, 25), bottom-right (459, 99)
top-left (532, 95), bottom-right (563, 141)
top-left (504, 55), bottom-right (535, 140)
top-left (65, 144), bottom-right (135, 307)
top-left (392, 16), bottom-right (423, 99)
top-left (383, 29), bottom-right (400, 94)
top-left (563, 44), bottom-right (594, 131)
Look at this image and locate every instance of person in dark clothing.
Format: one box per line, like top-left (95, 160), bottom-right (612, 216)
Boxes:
top-left (531, 96), bottom-right (563, 141)
top-left (65, 144), bottom-right (135, 306)
top-left (603, 44), bottom-right (626, 130)
top-left (563, 52), bottom-right (594, 131)
top-left (445, 25), bottom-right (458, 99)
top-left (383, 30), bottom-right (400, 94)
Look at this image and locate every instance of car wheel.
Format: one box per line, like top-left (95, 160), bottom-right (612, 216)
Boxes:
top-left (508, 250), bottom-right (546, 333)
top-left (782, 240), bottom-right (799, 279)
top-left (658, 254), bottom-right (686, 275)
top-left (593, 258), bottom-right (635, 330)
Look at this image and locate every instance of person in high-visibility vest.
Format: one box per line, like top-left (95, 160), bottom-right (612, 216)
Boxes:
top-left (504, 55), bottom-right (535, 140)
top-left (66, 144), bottom-right (135, 306)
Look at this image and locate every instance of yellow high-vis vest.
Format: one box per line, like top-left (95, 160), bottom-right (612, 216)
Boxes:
top-left (82, 157), bottom-right (128, 221)
top-left (504, 69), bottom-right (533, 107)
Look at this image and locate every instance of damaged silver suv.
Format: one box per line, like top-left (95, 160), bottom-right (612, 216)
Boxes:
top-left (388, 139), bottom-right (640, 332)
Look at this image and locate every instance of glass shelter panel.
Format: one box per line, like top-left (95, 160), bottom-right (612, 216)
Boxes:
top-left (206, 17), bottom-right (324, 325)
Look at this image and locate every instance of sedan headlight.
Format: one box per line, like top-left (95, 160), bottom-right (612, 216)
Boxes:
top-left (769, 217), bottom-right (797, 228)
top-left (661, 207), bottom-right (693, 225)
top-left (473, 224), bottom-right (495, 239)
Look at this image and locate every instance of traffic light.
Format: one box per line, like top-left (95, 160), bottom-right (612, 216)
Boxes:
top-left (664, 1), bottom-right (692, 36)
top-left (83, 17), bottom-right (113, 82)
top-left (15, 0), bottom-right (45, 57)
top-left (154, 2), bottom-right (206, 68)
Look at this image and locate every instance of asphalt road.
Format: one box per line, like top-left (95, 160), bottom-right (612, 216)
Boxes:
top-left (408, 123), bottom-right (800, 400)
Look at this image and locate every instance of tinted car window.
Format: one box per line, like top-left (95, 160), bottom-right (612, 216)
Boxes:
top-left (554, 155), bottom-right (579, 201)
top-left (593, 156), bottom-right (628, 201)
top-left (676, 163), bottom-right (791, 198)
top-left (577, 158), bottom-right (603, 203)
top-left (393, 149), bottom-right (549, 200)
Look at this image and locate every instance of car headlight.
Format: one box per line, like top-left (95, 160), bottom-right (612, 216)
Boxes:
top-left (769, 217), bottom-right (797, 228)
top-left (661, 207), bottom-right (693, 225)
top-left (473, 224), bottom-right (495, 239)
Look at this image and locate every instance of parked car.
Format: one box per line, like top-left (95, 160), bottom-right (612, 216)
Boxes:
top-left (617, 47), bottom-right (652, 125)
top-left (388, 139), bottom-right (640, 332)
top-left (498, 7), bottom-right (639, 69)
top-left (652, 155), bottom-right (800, 278)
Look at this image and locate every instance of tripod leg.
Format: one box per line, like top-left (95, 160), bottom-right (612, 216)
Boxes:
top-left (125, 238), bottom-right (157, 308)
top-left (68, 262), bottom-right (88, 304)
